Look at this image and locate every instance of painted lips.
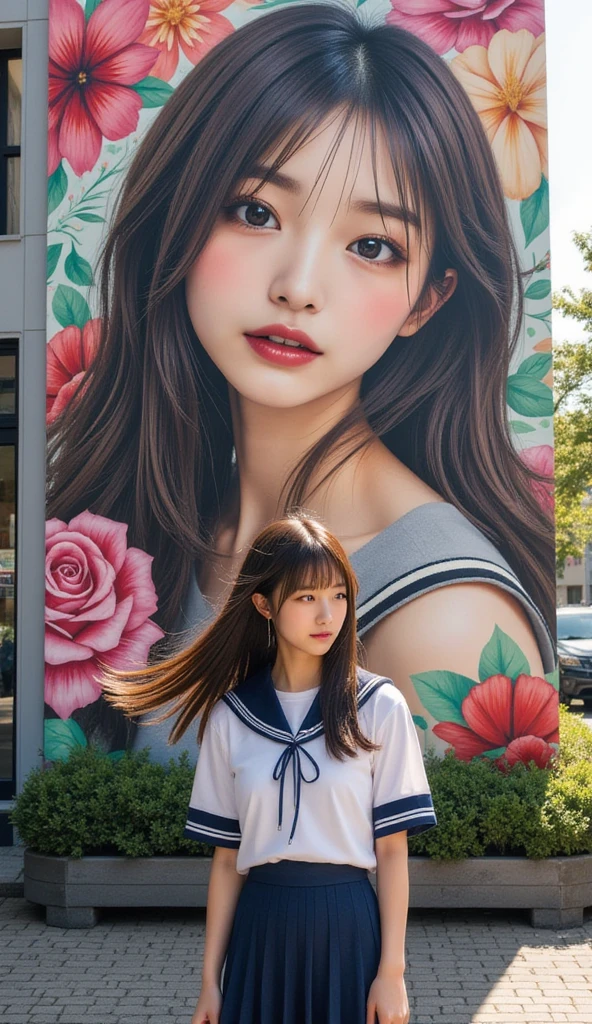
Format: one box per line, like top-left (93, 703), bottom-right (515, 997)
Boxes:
top-left (244, 325), bottom-right (322, 367)
top-left (310, 632), bottom-right (332, 639)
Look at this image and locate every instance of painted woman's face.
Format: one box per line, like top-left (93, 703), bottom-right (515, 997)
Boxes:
top-left (185, 113), bottom-right (454, 409)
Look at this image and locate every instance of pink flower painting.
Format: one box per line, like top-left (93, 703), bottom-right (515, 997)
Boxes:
top-left (46, 318), bottom-right (101, 424)
top-left (48, 0), bottom-right (159, 177)
top-left (519, 443), bottom-right (554, 517)
top-left (387, 0), bottom-right (545, 55)
top-left (138, 0), bottom-right (234, 81)
top-left (45, 511), bottom-right (165, 720)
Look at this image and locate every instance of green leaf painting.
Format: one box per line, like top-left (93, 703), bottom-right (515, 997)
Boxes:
top-left (412, 715), bottom-right (428, 731)
top-left (506, 374), bottom-right (553, 417)
top-left (85, 0), bottom-right (103, 18)
top-left (509, 420), bottom-right (535, 434)
top-left (65, 244), bottom-right (94, 287)
top-left (520, 176), bottom-right (549, 248)
top-left (478, 625), bottom-right (530, 682)
top-left (48, 163), bottom-right (68, 215)
top-left (131, 76), bottom-right (175, 108)
top-left (52, 284), bottom-right (91, 329)
top-left (44, 717), bottom-right (87, 762)
top-left (524, 279), bottom-right (551, 301)
top-left (46, 243), bottom-right (63, 281)
top-left (545, 667), bottom-right (560, 691)
top-left (410, 670), bottom-right (476, 726)
top-left (74, 212), bottom-right (105, 224)
top-left (516, 353), bottom-right (552, 379)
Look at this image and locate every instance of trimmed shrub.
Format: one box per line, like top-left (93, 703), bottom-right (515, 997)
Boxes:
top-left (10, 704), bottom-right (592, 860)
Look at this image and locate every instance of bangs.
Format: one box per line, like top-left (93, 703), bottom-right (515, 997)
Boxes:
top-left (274, 543), bottom-right (349, 609)
top-left (227, 95), bottom-right (429, 296)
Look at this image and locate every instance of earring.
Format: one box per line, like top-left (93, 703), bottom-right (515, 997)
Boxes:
top-left (267, 617), bottom-right (272, 647)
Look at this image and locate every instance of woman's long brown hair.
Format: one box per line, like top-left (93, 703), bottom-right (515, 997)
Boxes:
top-left (47, 3), bottom-right (556, 741)
top-left (100, 514), bottom-right (375, 759)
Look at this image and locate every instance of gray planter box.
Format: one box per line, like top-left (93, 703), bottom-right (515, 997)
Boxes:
top-left (24, 849), bottom-right (592, 930)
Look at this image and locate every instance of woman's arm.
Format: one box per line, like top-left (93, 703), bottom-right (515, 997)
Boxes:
top-left (366, 830), bottom-right (410, 1024)
top-left (192, 846), bottom-right (247, 1024)
top-left (362, 582), bottom-right (545, 719)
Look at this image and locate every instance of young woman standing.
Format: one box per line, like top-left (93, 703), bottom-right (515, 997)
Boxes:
top-left (101, 514), bottom-right (437, 1024)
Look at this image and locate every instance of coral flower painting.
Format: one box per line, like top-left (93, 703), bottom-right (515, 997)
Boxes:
top-left (138, 0), bottom-right (235, 81)
top-left (45, 0), bottom-right (555, 765)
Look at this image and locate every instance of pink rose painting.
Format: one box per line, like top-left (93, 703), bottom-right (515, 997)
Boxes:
top-left (45, 511), bottom-right (165, 720)
top-left (48, 0), bottom-right (158, 175)
top-left (46, 318), bottom-right (101, 424)
top-left (387, 0), bottom-right (545, 55)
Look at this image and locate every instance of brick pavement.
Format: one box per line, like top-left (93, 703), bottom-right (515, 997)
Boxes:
top-left (1, 893), bottom-right (591, 1024)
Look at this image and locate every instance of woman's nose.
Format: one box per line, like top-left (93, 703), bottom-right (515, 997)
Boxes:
top-left (268, 237), bottom-right (326, 313)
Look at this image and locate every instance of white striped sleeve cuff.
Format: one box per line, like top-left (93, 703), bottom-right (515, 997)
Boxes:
top-left (183, 807), bottom-right (241, 849)
top-left (373, 793), bottom-right (437, 839)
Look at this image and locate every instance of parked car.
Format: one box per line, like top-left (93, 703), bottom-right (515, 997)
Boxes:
top-left (557, 606), bottom-right (592, 705)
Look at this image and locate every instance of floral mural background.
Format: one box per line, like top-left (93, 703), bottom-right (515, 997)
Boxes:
top-left (45, 0), bottom-right (556, 767)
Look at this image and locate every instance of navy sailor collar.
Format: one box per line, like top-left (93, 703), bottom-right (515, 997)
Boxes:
top-left (222, 663), bottom-right (391, 745)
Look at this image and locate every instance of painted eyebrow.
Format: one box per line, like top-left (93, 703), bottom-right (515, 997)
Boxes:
top-left (242, 162), bottom-right (421, 230)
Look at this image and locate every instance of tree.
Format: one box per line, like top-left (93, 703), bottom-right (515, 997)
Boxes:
top-left (552, 230), bottom-right (592, 567)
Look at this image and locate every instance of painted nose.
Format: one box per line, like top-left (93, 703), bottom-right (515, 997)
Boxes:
top-left (269, 238), bottom-right (325, 312)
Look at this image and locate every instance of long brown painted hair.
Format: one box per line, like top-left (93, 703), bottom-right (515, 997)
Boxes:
top-left (46, 6), bottom-right (555, 659)
top-left (100, 514), bottom-right (375, 759)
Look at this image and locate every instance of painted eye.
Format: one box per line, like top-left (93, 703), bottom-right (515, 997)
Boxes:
top-left (235, 201), bottom-right (278, 229)
top-left (349, 237), bottom-right (401, 263)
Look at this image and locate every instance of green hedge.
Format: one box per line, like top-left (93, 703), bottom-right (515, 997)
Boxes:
top-left (10, 705), bottom-right (592, 860)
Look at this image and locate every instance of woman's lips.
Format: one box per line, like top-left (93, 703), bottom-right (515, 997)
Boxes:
top-left (244, 334), bottom-right (321, 366)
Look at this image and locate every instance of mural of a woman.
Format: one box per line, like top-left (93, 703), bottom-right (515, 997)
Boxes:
top-left (45, 0), bottom-right (557, 769)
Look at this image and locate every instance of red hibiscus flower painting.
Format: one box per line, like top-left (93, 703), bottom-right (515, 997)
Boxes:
top-left (412, 625), bottom-right (559, 769)
top-left (46, 317), bottom-right (101, 424)
top-left (432, 672), bottom-right (558, 768)
top-left (48, 0), bottom-right (159, 176)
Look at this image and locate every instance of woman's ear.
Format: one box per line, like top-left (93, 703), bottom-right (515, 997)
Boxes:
top-left (397, 268), bottom-right (458, 337)
top-left (251, 593), bottom-right (272, 619)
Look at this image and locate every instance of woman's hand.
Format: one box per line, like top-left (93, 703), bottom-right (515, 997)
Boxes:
top-left (366, 971), bottom-right (410, 1024)
top-left (191, 982), bottom-right (222, 1024)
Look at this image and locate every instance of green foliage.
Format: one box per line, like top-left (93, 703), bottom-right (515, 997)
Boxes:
top-left (9, 745), bottom-right (212, 859)
top-left (10, 705), bottom-right (592, 862)
top-left (553, 229), bottom-right (592, 565)
top-left (408, 704), bottom-right (592, 860)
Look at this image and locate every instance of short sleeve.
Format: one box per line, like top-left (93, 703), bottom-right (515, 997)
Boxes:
top-left (183, 711), bottom-right (241, 849)
top-left (372, 696), bottom-right (438, 840)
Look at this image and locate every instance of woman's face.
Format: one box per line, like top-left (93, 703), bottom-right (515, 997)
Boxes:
top-left (185, 113), bottom-right (455, 409)
top-left (255, 578), bottom-right (349, 659)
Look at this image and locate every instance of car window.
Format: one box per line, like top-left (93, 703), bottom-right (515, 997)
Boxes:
top-left (557, 613), bottom-right (592, 640)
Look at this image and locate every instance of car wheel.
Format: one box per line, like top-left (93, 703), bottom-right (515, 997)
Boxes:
top-left (559, 690), bottom-right (571, 707)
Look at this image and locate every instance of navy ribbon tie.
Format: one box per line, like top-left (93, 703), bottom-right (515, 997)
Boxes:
top-left (272, 740), bottom-right (320, 844)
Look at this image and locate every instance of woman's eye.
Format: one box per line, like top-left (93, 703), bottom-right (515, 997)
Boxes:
top-left (349, 237), bottom-right (403, 264)
top-left (336, 592), bottom-right (347, 600)
top-left (231, 200), bottom-right (278, 230)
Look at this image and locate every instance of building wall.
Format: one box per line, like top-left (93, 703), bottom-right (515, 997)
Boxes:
top-left (0, 0), bottom-right (48, 834)
top-left (557, 546), bottom-right (592, 607)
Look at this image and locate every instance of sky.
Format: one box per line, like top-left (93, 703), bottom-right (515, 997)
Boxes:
top-left (546, 0), bottom-right (591, 343)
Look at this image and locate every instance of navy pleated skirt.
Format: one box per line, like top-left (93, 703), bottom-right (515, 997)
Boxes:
top-left (220, 860), bottom-right (381, 1024)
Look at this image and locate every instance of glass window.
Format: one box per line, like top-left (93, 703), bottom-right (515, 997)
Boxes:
top-left (1, 51), bottom-right (22, 235)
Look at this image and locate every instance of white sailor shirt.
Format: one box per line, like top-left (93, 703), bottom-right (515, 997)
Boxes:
top-left (183, 665), bottom-right (437, 875)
